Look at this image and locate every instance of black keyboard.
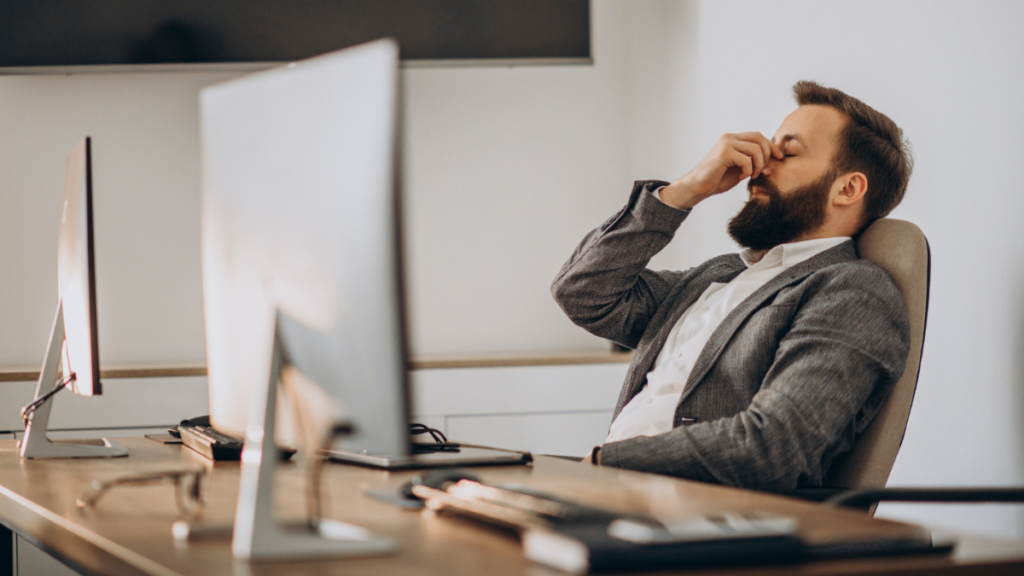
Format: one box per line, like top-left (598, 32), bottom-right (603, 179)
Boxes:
top-left (178, 425), bottom-right (245, 461)
top-left (178, 424), bottom-right (296, 462)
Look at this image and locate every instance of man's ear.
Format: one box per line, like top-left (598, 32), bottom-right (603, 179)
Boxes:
top-left (833, 172), bottom-right (868, 207)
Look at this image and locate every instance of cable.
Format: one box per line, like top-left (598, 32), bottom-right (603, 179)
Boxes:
top-left (409, 422), bottom-right (447, 444)
top-left (21, 373), bottom-right (76, 427)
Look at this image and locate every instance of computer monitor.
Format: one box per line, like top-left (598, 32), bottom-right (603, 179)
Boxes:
top-left (200, 39), bottom-right (410, 459)
top-left (201, 38), bottom-right (526, 560)
top-left (200, 39), bottom-right (408, 560)
top-left (58, 137), bottom-right (101, 397)
top-left (20, 137), bottom-right (128, 459)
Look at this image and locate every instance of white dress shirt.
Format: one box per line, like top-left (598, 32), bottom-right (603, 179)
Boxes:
top-left (604, 200), bottom-right (849, 444)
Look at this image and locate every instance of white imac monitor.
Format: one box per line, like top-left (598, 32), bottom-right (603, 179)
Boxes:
top-left (201, 39), bottom-right (411, 560)
top-left (200, 39), bottom-right (410, 458)
top-left (201, 38), bottom-right (531, 561)
top-left (20, 137), bottom-right (128, 459)
top-left (58, 138), bottom-right (102, 397)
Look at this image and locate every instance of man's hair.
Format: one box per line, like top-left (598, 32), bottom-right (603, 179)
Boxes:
top-left (792, 80), bottom-right (913, 229)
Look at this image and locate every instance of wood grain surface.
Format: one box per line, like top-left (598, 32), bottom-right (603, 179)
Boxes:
top-left (0, 438), bottom-right (1021, 576)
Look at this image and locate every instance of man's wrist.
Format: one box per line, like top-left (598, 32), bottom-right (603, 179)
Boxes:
top-left (659, 178), bottom-right (703, 210)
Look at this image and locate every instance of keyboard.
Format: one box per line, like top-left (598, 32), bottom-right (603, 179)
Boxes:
top-left (178, 425), bottom-right (245, 461)
top-left (178, 424), bottom-right (296, 462)
top-left (176, 417), bottom-right (455, 461)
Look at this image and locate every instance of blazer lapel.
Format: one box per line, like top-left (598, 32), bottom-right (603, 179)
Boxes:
top-left (616, 256), bottom-right (745, 412)
top-left (676, 240), bottom-right (858, 406)
top-left (649, 260), bottom-right (745, 361)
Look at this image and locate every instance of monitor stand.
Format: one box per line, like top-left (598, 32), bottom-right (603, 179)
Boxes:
top-left (232, 311), bottom-right (397, 561)
top-left (20, 303), bottom-right (128, 459)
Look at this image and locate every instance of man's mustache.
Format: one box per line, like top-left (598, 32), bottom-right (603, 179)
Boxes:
top-left (747, 175), bottom-right (781, 199)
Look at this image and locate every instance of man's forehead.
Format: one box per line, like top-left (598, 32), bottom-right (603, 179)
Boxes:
top-left (772, 105), bottom-right (846, 148)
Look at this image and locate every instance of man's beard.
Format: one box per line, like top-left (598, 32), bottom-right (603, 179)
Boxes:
top-left (727, 170), bottom-right (836, 252)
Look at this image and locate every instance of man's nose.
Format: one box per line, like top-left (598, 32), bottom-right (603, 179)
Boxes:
top-left (761, 156), bottom-right (778, 176)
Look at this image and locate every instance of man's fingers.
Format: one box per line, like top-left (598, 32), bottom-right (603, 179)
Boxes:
top-left (730, 140), bottom-right (764, 179)
top-left (733, 131), bottom-right (763, 141)
top-left (684, 131), bottom-right (784, 203)
top-left (725, 148), bottom-right (753, 179)
top-left (733, 132), bottom-right (771, 170)
top-left (733, 131), bottom-right (783, 163)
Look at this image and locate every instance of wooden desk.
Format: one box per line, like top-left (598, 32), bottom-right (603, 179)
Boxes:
top-left (0, 438), bottom-right (1022, 576)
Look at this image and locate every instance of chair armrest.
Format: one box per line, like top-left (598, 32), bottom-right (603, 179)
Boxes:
top-left (781, 488), bottom-right (852, 503)
top-left (825, 487), bottom-right (1024, 509)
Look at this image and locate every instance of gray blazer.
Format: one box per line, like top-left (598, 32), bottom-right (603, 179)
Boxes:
top-left (551, 181), bottom-right (910, 491)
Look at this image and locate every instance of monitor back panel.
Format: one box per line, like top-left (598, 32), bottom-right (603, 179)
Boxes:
top-left (199, 39), bottom-right (410, 457)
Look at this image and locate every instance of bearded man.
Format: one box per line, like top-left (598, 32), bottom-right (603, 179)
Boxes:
top-left (552, 81), bottom-right (914, 491)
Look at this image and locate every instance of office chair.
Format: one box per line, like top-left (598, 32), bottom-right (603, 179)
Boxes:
top-left (798, 219), bottom-right (1024, 512)
top-left (789, 218), bottom-right (931, 508)
top-left (829, 218), bottom-right (932, 490)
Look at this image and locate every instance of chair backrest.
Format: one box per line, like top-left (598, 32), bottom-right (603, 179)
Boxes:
top-left (824, 218), bottom-right (931, 490)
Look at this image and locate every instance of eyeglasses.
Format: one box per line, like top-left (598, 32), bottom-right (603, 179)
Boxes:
top-left (76, 468), bottom-right (206, 517)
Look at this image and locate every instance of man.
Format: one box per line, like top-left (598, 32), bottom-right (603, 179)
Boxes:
top-left (551, 81), bottom-right (914, 492)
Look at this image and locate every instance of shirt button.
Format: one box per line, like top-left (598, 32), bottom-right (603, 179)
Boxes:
top-left (645, 396), bottom-right (653, 404)
top-left (674, 350), bottom-right (683, 358)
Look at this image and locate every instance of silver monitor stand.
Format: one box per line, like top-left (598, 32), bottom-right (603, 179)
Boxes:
top-left (232, 311), bottom-right (397, 561)
top-left (20, 302), bottom-right (128, 459)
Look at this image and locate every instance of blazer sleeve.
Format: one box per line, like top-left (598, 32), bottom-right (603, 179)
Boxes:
top-left (598, 263), bottom-right (912, 491)
top-left (551, 180), bottom-right (692, 349)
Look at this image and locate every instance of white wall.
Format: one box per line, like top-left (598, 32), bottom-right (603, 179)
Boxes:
top-left (660, 0), bottom-right (1024, 538)
top-left (403, 0), bottom-right (637, 357)
top-left (0, 0), bottom-right (658, 370)
top-left (0, 71), bottom-right (232, 367)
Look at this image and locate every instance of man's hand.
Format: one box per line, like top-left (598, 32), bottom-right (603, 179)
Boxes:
top-left (659, 132), bottom-right (783, 210)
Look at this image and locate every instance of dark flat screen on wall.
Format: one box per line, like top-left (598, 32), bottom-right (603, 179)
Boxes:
top-left (0, 0), bottom-right (590, 68)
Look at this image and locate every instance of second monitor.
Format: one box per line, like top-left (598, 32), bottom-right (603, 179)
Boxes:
top-left (200, 38), bottom-right (527, 469)
top-left (200, 37), bottom-right (525, 561)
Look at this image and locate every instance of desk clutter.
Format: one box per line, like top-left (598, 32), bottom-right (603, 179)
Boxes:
top-left (364, 468), bottom-right (948, 574)
top-left (400, 468), bottom-right (801, 573)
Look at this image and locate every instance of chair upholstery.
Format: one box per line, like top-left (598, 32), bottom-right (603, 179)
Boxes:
top-left (823, 218), bottom-right (931, 490)
top-left (819, 222), bottom-right (1024, 516)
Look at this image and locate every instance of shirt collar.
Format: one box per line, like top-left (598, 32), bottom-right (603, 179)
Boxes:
top-left (739, 236), bottom-right (851, 269)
